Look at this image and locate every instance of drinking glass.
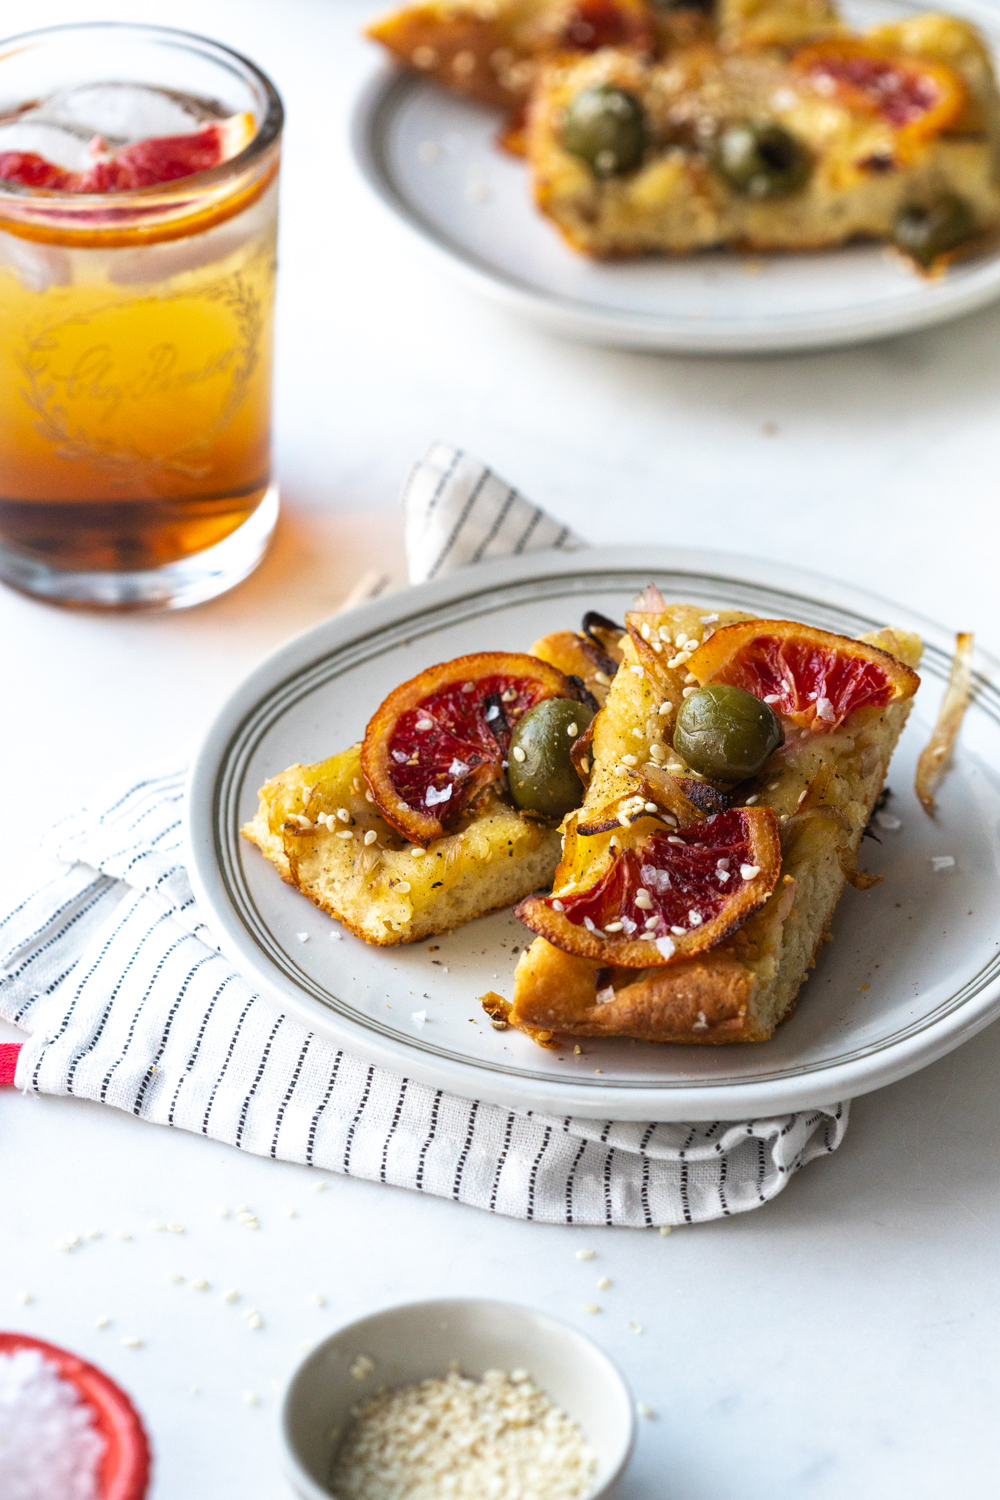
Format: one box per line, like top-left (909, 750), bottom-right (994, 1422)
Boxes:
top-left (0, 22), bottom-right (283, 609)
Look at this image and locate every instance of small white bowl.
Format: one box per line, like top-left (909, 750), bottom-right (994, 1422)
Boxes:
top-left (280, 1297), bottom-right (636, 1499)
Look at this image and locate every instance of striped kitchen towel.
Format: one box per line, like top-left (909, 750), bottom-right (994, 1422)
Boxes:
top-left (0, 443), bottom-right (848, 1227)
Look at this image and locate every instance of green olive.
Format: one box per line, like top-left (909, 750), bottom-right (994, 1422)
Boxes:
top-left (562, 86), bottom-right (646, 178)
top-left (508, 698), bottom-right (595, 818)
top-left (713, 121), bottom-right (811, 199)
top-left (892, 195), bottom-right (976, 268)
top-left (673, 685), bottom-right (783, 783)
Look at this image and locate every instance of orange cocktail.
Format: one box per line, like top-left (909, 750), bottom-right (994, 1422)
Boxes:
top-left (0, 23), bottom-right (283, 608)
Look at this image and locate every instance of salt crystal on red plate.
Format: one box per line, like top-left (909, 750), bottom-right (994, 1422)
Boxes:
top-left (0, 1347), bottom-right (105, 1499)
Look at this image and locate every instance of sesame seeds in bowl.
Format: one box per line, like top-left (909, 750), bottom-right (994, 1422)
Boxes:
top-left (280, 1298), bottom-right (635, 1500)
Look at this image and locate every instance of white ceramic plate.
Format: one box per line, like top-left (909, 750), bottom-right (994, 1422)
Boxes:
top-left (187, 547), bottom-right (1000, 1120)
top-left (351, 0), bottom-right (1000, 353)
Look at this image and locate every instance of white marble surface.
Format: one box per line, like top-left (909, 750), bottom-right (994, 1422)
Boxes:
top-left (3, 1), bottom-right (1000, 1495)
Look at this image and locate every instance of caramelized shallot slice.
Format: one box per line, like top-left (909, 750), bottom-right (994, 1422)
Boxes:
top-left (915, 631), bottom-right (974, 816)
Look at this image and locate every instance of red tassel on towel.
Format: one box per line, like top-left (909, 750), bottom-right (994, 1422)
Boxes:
top-left (0, 1043), bottom-right (22, 1086)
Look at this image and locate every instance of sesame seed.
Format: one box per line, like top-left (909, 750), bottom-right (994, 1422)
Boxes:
top-left (764, 694), bottom-right (780, 704)
top-left (631, 727), bottom-right (644, 739)
top-left (312, 1293), bottom-right (326, 1307)
top-left (395, 881), bottom-right (411, 893)
top-left (644, 802), bottom-right (658, 813)
top-left (629, 1321), bottom-right (643, 1334)
top-left (217, 1206), bottom-right (230, 1218)
top-left (645, 916), bottom-right (658, 929)
top-left (576, 1249), bottom-right (596, 1260)
top-left (744, 794), bottom-right (759, 805)
top-left (638, 1402), bottom-right (657, 1419)
top-left (223, 1290), bottom-right (240, 1303)
top-left (336, 807), bottom-right (351, 823)
top-left (740, 864), bottom-right (761, 879)
top-left (121, 1336), bottom-right (143, 1349)
top-left (573, 1045), bottom-right (583, 1055)
top-left (166, 1272), bottom-right (184, 1285)
top-left (167, 1222), bottom-right (184, 1234)
top-left (148, 1221), bottom-right (165, 1233)
top-left (640, 622), bottom-right (651, 639)
top-left (311, 1180), bottom-right (328, 1191)
top-left (659, 1225), bottom-right (673, 1236)
top-left (247, 1313), bottom-right (263, 1331)
top-left (700, 614), bottom-right (719, 623)
top-left (282, 1205), bottom-right (296, 1217)
top-left (605, 921), bottom-right (624, 932)
top-left (582, 1304), bottom-right (601, 1314)
top-left (635, 891), bottom-right (653, 910)
top-left (115, 1230), bottom-right (132, 1241)
top-left (567, 722), bottom-right (579, 737)
top-left (621, 754), bottom-right (638, 767)
top-left (552, 899), bottom-right (565, 912)
top-left (688, 910), bottom-right (702, 926)
top-left (512, 746), bottom-right (527, 763)
top-left (94, 1315), bottom-right (110, 1330)
top-left (243, 1390), bottom-right (260, 1406)
top-left (363, 829), bottom-right (378, 846)
top-left (191, 1279), bottom-right (210, 1291)
top-left (366, 791), bottom-right (375, 803)
top-left (351, 1355), bottom-right (376, 1381)
top-left (410, 847), bottom-right (426, 857)
top-left (671, 925), bottom-right (686, 936)
top-left (594, 671), bottom-right (611, 686)
top-left (596, 1276), bottom-right (611, 1290)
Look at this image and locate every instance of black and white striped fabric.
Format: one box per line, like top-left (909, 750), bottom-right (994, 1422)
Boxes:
top-left (0, 445), bottom-right (848, 1227)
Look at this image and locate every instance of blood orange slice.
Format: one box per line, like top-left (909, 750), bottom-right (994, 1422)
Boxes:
top-left (0, 112), bottom-right (254, 193)
top-left (794, 41), bottom-right (963, 142)
top-left (686, 620), bottom-right (919, 733)
top-left (517, 805), bottom-right (781, 967)
top-left (361, 652), bottom-right (583, 845)
top-left (556, 0), bottom-right (656, 52)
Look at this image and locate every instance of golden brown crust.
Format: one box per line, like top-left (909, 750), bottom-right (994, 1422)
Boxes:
top-left (510, 936), bottom-right (766, 1042)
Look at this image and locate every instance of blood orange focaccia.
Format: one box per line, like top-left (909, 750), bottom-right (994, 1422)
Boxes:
top-left (495, 601), bottom-right (921, 1045)
top-left (365, 0), bottom-right (841, 109)
top-left (242, 634), bottom-right (606, 946)
top-left (527, 13), bottom-right (1000, 262)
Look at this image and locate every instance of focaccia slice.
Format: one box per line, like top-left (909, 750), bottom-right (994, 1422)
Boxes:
top-left (528, 14), bottom-right (1000, 259)
top-left (242, 635), bottom-right (607, 946)
top-left (366, 0), bottom-right (657, 108)
top-left (505, 604), bottom-right (922, 1043)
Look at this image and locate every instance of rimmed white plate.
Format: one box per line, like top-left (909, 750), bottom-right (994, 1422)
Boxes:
top-left (187, 547), bottom-right (1000, 1120)
top-left (351, 0), bottom-right (1000, 354)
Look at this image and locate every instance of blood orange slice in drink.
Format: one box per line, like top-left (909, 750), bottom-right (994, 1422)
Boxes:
top-left (517, 804), bottom-right (781, 966)
top-left (361, 652), bottom-right (585, 845)
top-left (686, 620), bottom-right (919, 733)
top-left (0, 112), bottom-right (254, 193)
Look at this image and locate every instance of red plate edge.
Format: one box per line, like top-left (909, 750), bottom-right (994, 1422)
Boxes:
top-left (0, 1331), bottom-right (151, 1500)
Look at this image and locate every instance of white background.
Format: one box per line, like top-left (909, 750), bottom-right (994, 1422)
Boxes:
top-left (3, 1), bottom-right (1000, 1496)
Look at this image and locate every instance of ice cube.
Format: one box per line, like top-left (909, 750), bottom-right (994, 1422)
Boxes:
top-left (35, 82), bottom-right (223, 148)
top-left (0, 117), bottom-right (95, 171)
top-left (0, 233), bottom-right (71, 291)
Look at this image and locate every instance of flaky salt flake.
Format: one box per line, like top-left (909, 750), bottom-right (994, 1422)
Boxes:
top-left (931, 855), bottom-right (956, 872)
top-left (412, 1009), bottom-right (428, 1027)
top-left (350, 1355), bottom-right (375, 1381)
top-left (295, 932), bottom-right (309, 943)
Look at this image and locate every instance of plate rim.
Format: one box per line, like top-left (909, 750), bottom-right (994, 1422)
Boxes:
top-left (350, 0), bottom-right (1000, 356)
top-left (186, 544), bottom-right (1000, 1121)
